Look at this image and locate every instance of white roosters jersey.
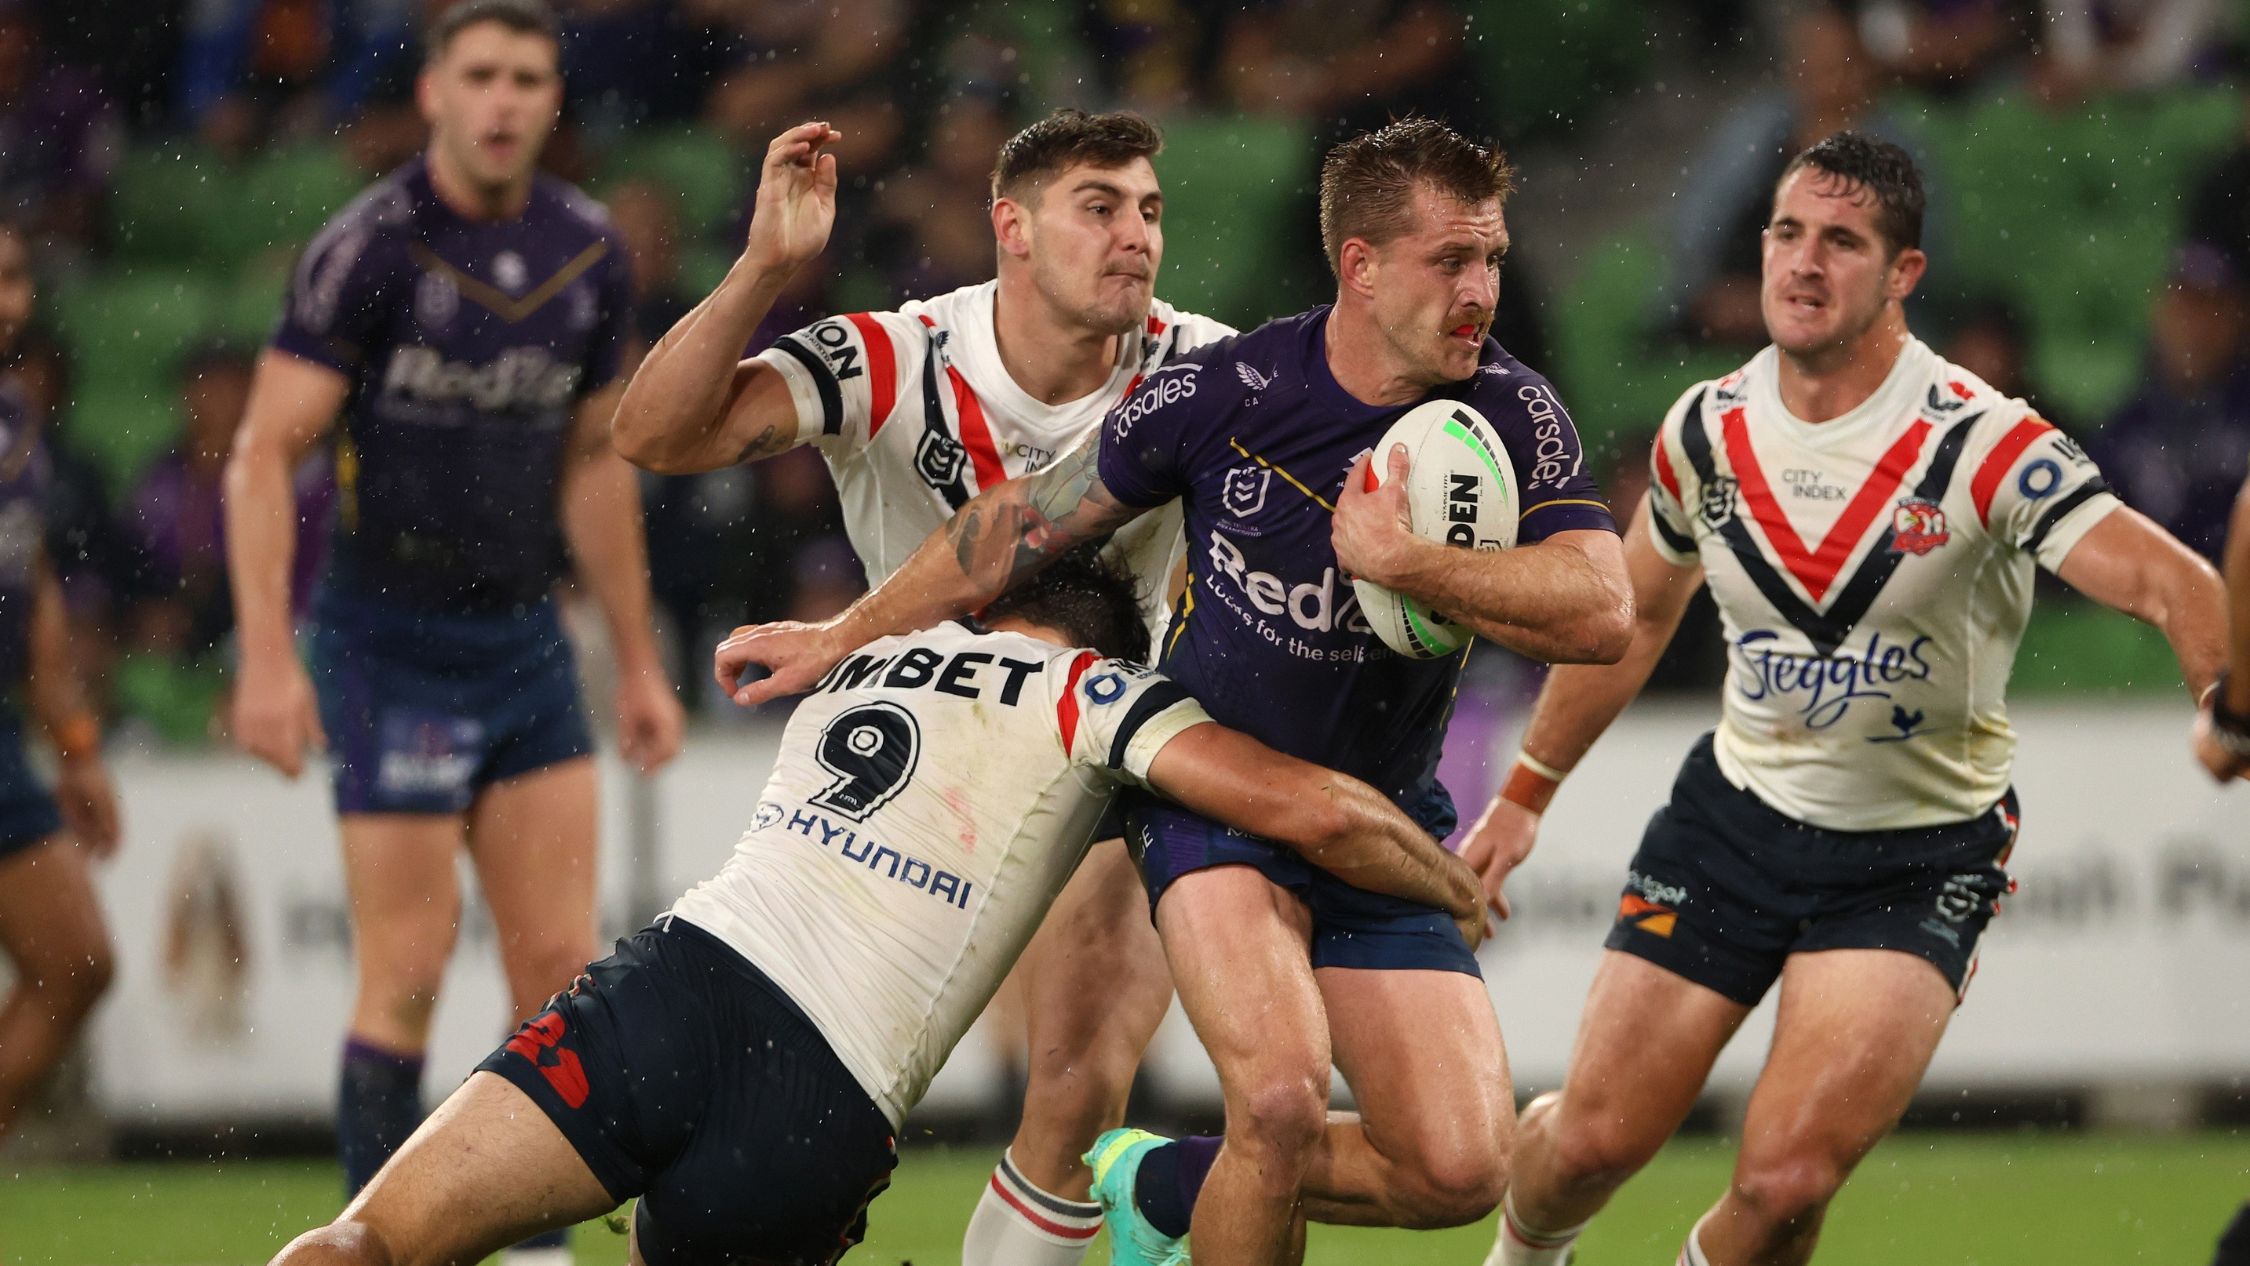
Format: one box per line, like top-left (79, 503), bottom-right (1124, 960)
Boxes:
top-left (667, 621), bottom-right (1209, 1128)
top-left (1648, 337), bottom-right (2121, 831)
top-left (756, 282), bottom-right (1234, 639)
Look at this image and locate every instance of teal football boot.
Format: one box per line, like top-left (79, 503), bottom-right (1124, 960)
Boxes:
top-left (1084, 1127), bottom-right (1190, 1265)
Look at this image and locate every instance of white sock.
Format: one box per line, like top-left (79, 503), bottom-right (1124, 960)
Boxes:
top-left (1484, 1189), bottom-right (1587, 1266)
top-left (499, 1247), bottom-right (574, 1266)
top-left (1677, 1213), bottom-right (1714, 1266)
top-left (962, 1148), bottom-right (1103, 1266)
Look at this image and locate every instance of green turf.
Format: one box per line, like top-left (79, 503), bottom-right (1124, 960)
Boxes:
top-left (3, 1133), bottom-right (2244, 1263)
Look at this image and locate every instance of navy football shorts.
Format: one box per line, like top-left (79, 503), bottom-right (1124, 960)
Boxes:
top-left (1607, 732), bottom-right (2018, 1006)
top-left (1124, 788), bottom-right (1481, 977)
top-left (0, 712), bottom-right (61, 863)
top-left (477, 919), bottom-right (897, 1266)
top-left (311, 587), bottom-right (594, 815)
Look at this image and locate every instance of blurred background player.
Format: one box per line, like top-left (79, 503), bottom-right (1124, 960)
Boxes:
top-left (1466, 132), bottom-right (2226, 1266)
top-left (221, 2), bottom-right (682, 1259)
top-left (265, 549), bottom-right (1485, 1266)
top-left (0, 219), bottom-right (121, 1143)
top-left (713, 117), bottom-right (1632, 1266)
top-left (611, 109), bottom-right (1232, 1266)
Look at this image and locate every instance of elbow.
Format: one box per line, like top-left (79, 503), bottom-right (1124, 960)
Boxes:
top-left (1548, 590), bottom-right (1636, 665)
top-left (608, 406), bottom-right (672, 473)
top-left (1293, 792), bottom-right (1360, 861)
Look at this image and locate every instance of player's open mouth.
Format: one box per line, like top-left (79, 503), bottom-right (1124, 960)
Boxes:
top-left (1449, 323), bottom-right (1481, 343)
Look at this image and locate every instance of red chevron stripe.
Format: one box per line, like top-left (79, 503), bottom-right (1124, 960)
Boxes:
top-left (945, 365), bottom-right (1009, 490)
top-left (1720, 407), bottom-right (1931, 603)
top-left (1653, 434), bottom-right (1682, 504)
top-left (1970, 417), bottom-right (2054, 527)
top-left (1056, 651), bottom-right (1095, 754)
top-left (844, 312), bottom-right (896, 436)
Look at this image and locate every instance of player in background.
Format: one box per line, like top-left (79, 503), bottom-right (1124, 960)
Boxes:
top-left (266, 551), bottom-right (1487, 1266)
top-left (1466, 133), bottom-right (2224, 1266)
top-left (0, 220), bottom-right (121, 1142)
top-left (224, 3), bottom-right (682, 1259)
top-left (2194, 466), bottom-right (2250, 1266)
top-left (715, 118), bottom-right (1633, 1266)
top-left (612, 111), bottom-right (1232, 1265)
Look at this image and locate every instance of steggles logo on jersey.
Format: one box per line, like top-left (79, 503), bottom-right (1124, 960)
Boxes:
top-left (915, 429), bottom-right (968, 489)
top-left (1733, 627), bottom-right (1935, 729)
top-left (1223, 465), bottom-right (1272, 518)
top-left (1698, 475), bottom-right (1739, 527)
top-left (1888, 497), bottom-right (1950, 555)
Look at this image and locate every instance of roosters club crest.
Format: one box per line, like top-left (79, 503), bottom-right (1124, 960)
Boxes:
top-left (1889, 497), bottom-right (1950, 555)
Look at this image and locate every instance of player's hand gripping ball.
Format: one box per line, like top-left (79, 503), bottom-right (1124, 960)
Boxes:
top-left (1350, 400), bottom-right (1520, 659)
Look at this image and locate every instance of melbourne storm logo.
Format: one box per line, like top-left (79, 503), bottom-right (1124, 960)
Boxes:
top-left (1223, 465), bottom-right (1272, 518)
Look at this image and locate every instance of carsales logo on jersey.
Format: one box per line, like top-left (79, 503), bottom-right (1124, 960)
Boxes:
top-left (1206, 529), bottom-right (1373, 635)
top-left (1111, 365), bottom-right (1197, 439)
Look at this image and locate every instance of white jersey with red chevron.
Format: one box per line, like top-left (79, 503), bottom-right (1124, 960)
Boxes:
top-left (667, 620), bottom-right (1209, 1129)
top-left (755, 282), bottom-right (1235, 639)
top-left (1647, 336), bottom-right (2120, 831)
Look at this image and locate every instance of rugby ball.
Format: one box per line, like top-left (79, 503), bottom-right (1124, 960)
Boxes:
top-left (1351, 399), bottom-right (1520, 659)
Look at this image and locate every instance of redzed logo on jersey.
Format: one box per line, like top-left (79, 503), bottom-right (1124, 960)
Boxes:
top-left (1889, 497), bottom-right (1950, 555)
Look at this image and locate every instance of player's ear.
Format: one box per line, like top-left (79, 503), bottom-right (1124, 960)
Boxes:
top-left (415, 64), bottom-right (440, 126)
top-left (1337, 238), bottom-right (1378, 301)
top-left (992, 193), bottom-right (1034, 263)
top-left (1887, 246), bottom-right (1928, 302)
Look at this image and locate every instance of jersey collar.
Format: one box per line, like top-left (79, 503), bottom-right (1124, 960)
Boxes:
top-left (1751, 336), bottom-right (1937, 451)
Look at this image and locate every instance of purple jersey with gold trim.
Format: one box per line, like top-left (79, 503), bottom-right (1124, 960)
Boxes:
top-left (1099, 307), bottom-right (1615, 812)
top-left (271, 156), bottom-right (632, 611)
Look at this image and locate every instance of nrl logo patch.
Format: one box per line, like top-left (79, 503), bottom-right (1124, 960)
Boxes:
top-left (915, 429), bottom-right (966, 488)
top-left (1889, 497), bottom-right (1949, 555)
top-left (1222, 465), bottom-right (1272, 518)
top-left (1698, 475), bottom-right (1739, 527)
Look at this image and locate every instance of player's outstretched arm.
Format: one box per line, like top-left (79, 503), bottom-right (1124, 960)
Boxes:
top-left (1456, 498), bottom-right (1705, 917)
top-left (611, 122), bottom-right (839, 474)
top-left (715, 437), bottom-right (1151, 705)
top-left (224, 349), bottom-right (349, 778)
top-left (1145, 722), bottom-right (1487, 948)
top-left (562, 382), bottom-right (685, 773)
top-left (26, 551), bottom-right (116, 857)
top-left (1335, 446), bottom-right (1635, 664)
top-left (2195, 478), bottom-right (2250, 781)
top-left (2055, 505), bottom-right (2226, 697)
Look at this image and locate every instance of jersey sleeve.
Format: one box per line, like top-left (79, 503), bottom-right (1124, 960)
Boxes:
top-left (1645, 386), bottom-right (1706, 565)
top-left (1970, 412), bottom-right (2121, 570)
top-left (1054, 653), bottom-right (1213, 787)
top-left (1480, 370), bottom-right (1618, 544)
top-left (578, 235), bottom-right (634, 396)
top-left (752, 310), bottom-right (923, 458)
top-left (1097, 357), bottom-right (1217, 509)
top-left (270, 210), bottom-right (395, 374)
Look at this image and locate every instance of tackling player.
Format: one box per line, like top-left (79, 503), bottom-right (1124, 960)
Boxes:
top-left (1467, 133), bottom-right (2226, 1266)
top-left (716, 118), bottom-right (1633, 1266)
top-left (2194, 463), bottom-right (2250, 786)
top-left (0, 220), bottom-right (121, 1142)
top-left (223, 3), bottom-right (683, 1257)
top-left (264, 551), bottom-right (1487, 1266)
top-left (612, 110), bottom-right (1232, 1265)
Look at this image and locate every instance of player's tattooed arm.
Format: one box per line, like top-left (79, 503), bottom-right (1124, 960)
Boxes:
top-left (945, 440), bottom-right (1144, 589)
top-left (715, 438), bottom-right (1150, 707)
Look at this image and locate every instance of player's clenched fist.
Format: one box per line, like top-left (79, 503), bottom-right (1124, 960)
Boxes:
top-left (232, 654), bottom-right (327, 778)
top-left (715, 620), bottom-right (851, 708)
top-left (741, 121), bottom-right (842, 277)
top-left (1456, 793), bottom-right (1540, 921)
top-left (1332, 445), bottom-right (1420, 587)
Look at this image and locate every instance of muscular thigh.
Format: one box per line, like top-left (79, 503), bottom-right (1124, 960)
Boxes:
top-left (1155, 865), bottom-right (1324, 1093)
top-left (1552, 951), bottom-right (1751, 1163)
top-left (340, 815), bottom-right (467, 960)
top-left (1321, 967), bottom-right (1513, 1169)
top-left (1019, 839), bottom-right (1170, 1056)
top-left (344, 1071), bottom-right (616, 1266)
top-left (0, 837), bottom-right (107, 978)
top-left (467, 759), bottom-right (599, 955)
top-left (1738, 948), bottom-right (1954, 1171)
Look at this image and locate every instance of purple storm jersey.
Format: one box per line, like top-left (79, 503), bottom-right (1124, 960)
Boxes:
top-left (0, 382), bottom-right (46, 690)
top-left (1099, 307), bottom-right (1616, 815)
top-left (271, 155), bottom-right (633, 611)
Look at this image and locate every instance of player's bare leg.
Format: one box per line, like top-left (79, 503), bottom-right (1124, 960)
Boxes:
top-left (1299, 965), bottom-right (1512, 1229)
top-left (1157, 865), bottom-right (1327, 1266)
top-left (967, 840), bottom-right (1170, 1262)
top-left (466, 759), bottom-right (601, 1026)
top-left (0, 835), bottom-right (112, 1138)
top-left (336, 815), bottom-right (468, 1197)
top-left (1493, 950), bottom-right (1750, 1263)
top-left (1692, 949), bottom-right (1952, 1266)
top-left (269, 1071), bottom-right (616, 1266)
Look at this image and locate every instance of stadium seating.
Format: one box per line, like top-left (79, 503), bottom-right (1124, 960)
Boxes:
top-left (1141, 113), bottom-right (1318, 330)
top-left (49, 268), bottom-right (222, 486)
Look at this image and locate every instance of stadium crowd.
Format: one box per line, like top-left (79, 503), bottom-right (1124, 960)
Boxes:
top-left (0, 0), bottom-right (2245, 739)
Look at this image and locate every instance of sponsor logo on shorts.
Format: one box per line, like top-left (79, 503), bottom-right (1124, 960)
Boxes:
top-left (1619, 871), bottom-right (1687, 937)
top-left (1920, 872), bottom-right (1990, 947)
top-left (504, 1011), bottom-right (590, 1108)
top-left (1889, 497), bottom-right (1949, 555)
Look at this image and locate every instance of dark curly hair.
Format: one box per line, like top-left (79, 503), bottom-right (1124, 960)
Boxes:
top-left (991, 109), bottom-right (1165, 208)
top-left (1779, 130), bottom-right (1926, 256)
top-left (980, 543), bottom-right (1149, 664)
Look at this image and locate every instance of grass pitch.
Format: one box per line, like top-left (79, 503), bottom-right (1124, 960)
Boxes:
top-left (3, 1133), bottom-right (2244, 1264)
